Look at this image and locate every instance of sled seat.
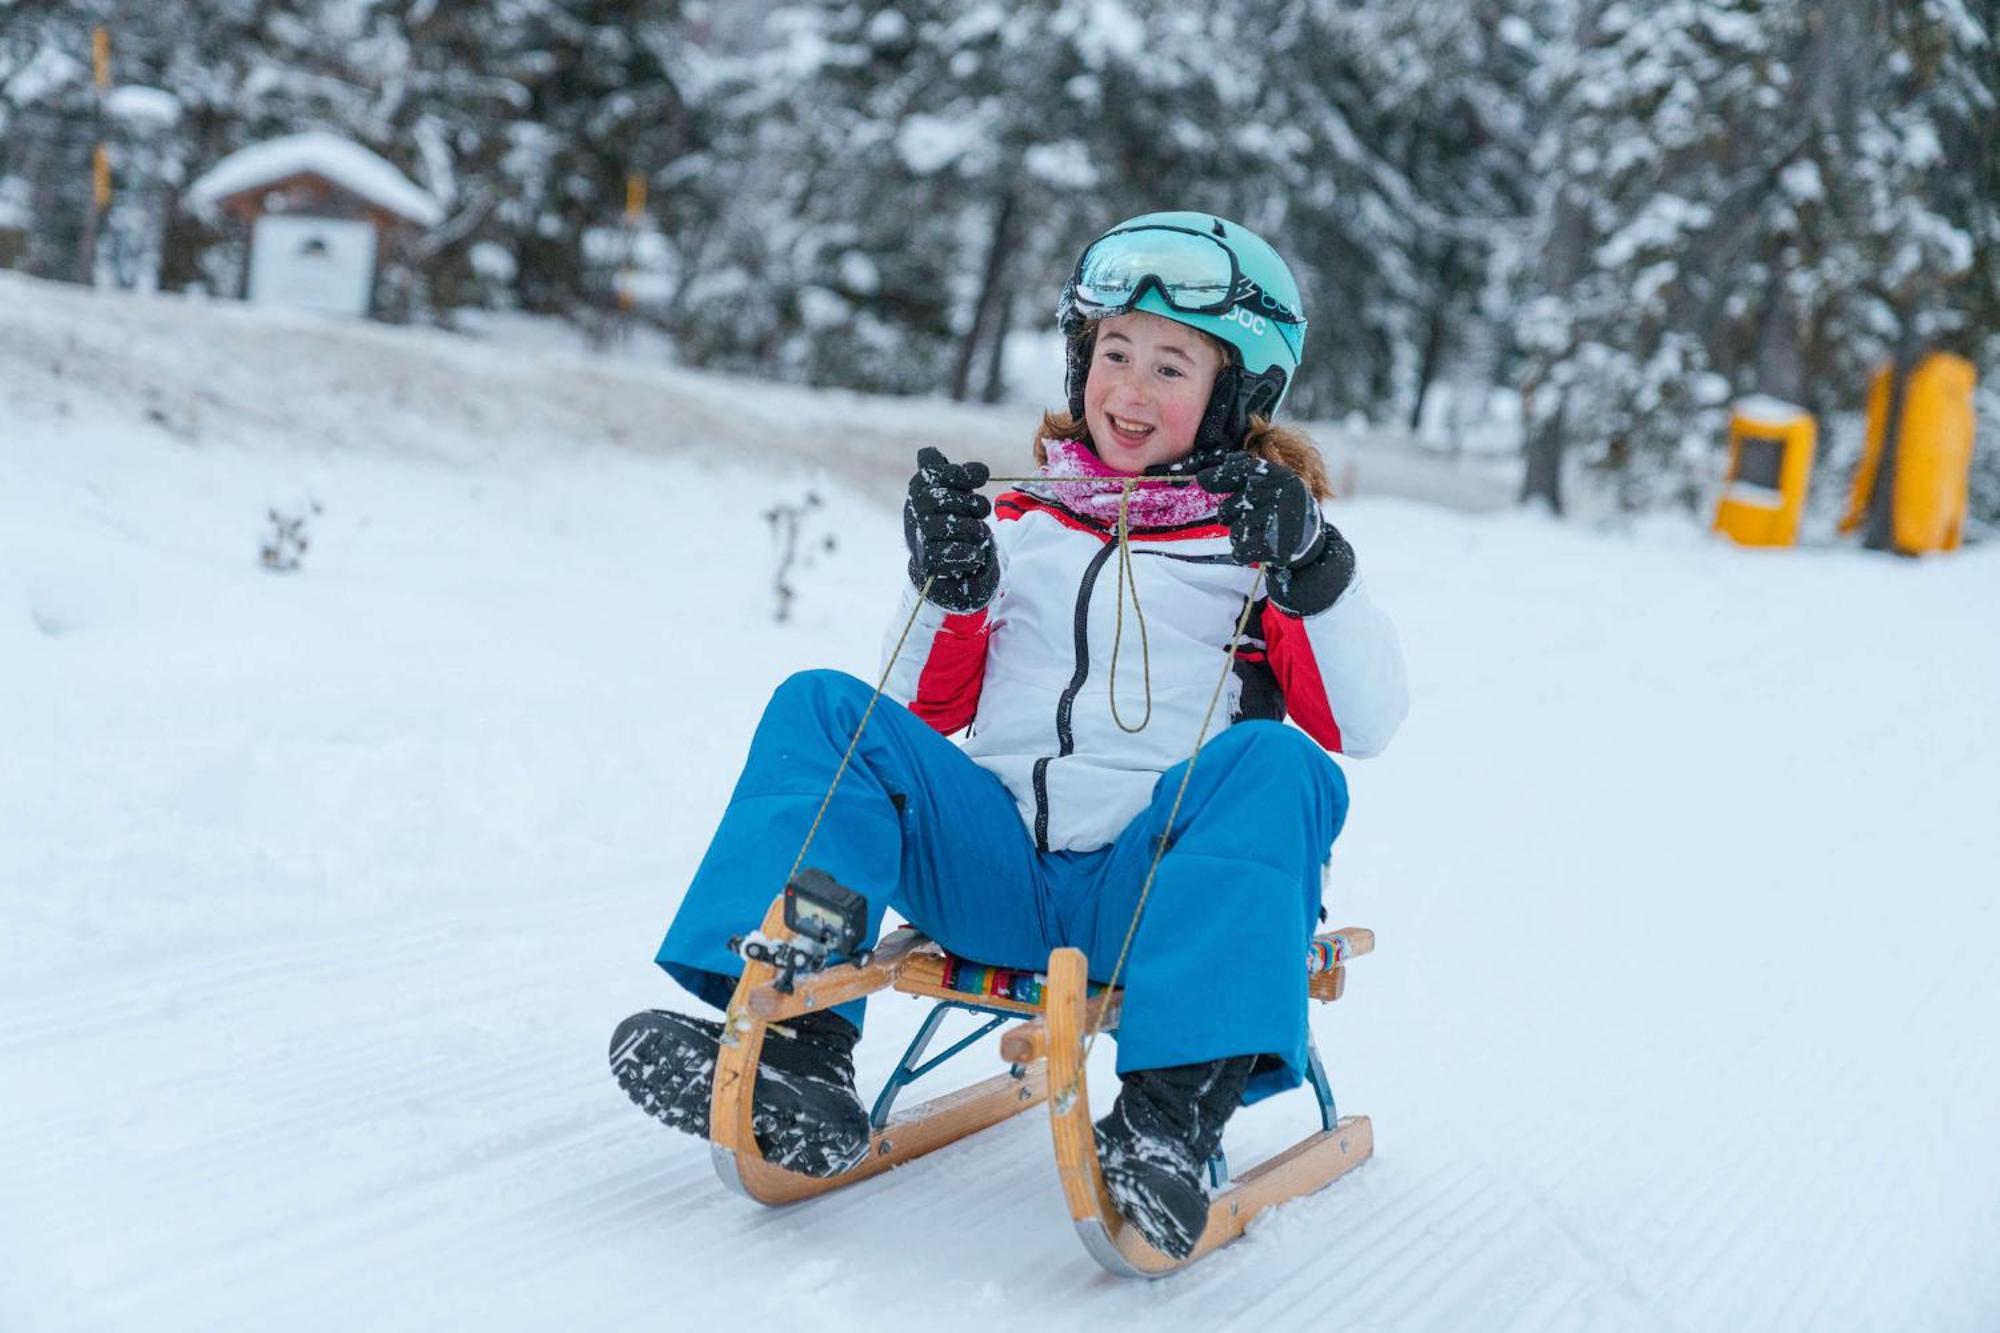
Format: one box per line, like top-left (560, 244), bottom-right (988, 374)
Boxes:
top-left (740, 924), bottom-right (1373, 1025)
top-left (881, 929), bottom-right (1372, 1138)
top-left (748, 924), bottom-right (1376, 1024)
top-left (733, 924), bottom-right (1372, 1135)
top-left (909, 926), bottom-right (1372, 1010)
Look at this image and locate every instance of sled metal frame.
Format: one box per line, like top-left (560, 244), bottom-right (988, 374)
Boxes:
top-left (709, 894), bottom-right (1373, 1275)
top-left (873, 1001), bottom-right (1342, 1188)
top-left (869, 1001), bottom-right (1014, 1130)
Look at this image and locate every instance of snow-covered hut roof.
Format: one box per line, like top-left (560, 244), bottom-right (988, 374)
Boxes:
top-left (187, 132), bottom-right (442, 227)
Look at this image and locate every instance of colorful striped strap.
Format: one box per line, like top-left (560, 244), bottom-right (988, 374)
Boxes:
top-left (1306, 934), bottom-right (1356, 975)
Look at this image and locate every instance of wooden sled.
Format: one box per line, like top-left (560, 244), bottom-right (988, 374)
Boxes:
top-left (709, 894), bottom-right (1374, 1275)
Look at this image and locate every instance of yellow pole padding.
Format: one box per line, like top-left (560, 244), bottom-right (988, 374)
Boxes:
top-left (1839, 352), bottom-right (1978, 555)
top-left (1714, 398), bottom-right (1816, 548)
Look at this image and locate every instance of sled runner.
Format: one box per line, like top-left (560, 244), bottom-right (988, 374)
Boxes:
top-left (710, 891), bottom-right (1374, 1275)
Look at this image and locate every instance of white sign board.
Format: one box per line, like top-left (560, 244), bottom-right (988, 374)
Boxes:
top-left (247, 215), bottom-right (377, 317)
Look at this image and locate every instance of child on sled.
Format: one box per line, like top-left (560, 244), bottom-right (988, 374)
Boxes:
top-left (611, 211), bottom-right (1408, 1260)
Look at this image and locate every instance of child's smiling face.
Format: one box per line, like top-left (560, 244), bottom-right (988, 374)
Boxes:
top-left (1082, 311), bottom-right (1224, 474)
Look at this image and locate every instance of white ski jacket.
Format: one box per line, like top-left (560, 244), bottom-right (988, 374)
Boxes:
top-left (882, 488), bottom-right (1408, 853)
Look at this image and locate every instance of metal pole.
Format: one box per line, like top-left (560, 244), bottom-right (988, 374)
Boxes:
top-left (1863, 335), bottom-right (1923, 554)
top-left (77, 25), bottom-right (112, 285)
top-left (618, 171), bottom-right (644, 316)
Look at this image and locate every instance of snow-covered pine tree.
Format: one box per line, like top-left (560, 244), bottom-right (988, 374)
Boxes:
top-left (1521, 0), bottom-right (1996, 514)
top-left (1518, 0), bottom-right (1758, 513)
top-left (0, 4), bottom-right (114, 282)
top-left (662, 0), bottom-right (1539, 415)
top-left (458, 0), bottom-right (697, 319)
top-left (1330, 0), bottom-right (1537, 428)
top-left (656, 0), bottom-right (972, 394)
top-left (0, 1), bottom-right (454, 304)
top-left (1081, 0), bottom-right (1533, 424)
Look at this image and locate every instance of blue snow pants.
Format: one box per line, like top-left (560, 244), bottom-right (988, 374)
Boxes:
top-left (657, 669), bottom-right (1349, 1100)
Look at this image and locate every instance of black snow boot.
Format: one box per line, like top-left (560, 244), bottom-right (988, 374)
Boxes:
top-left (607, 1006), bottom-right (871, 1178)
top-left (1094, 1055), bottom-right (1257, 1260)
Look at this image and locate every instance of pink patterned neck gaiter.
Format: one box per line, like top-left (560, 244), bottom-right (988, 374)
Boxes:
top-left (1026, 437), bottom-right (1223, 529)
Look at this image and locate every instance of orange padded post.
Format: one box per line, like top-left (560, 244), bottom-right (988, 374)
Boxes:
top-left (1840, 352), bottom-right (1977, 555)
top-left (1714, 397), bottom-right (1817, 548)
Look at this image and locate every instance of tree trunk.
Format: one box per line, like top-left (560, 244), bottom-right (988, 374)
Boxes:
top-left (1520, 393), bottom-right (1567, 515)
top-left (1751, 278), bottom-right (1804, 405)
top-left (951, 189), bottom-right (1018, 402)
top-left (979, 282), bottom-right (1015, 404)
top-left (1407, 247), bottom-right (1457, 434)
top-left (1862, 333), bottom-right (1924, 554)
top-left (1518, 1), bottom-right (1604, 513)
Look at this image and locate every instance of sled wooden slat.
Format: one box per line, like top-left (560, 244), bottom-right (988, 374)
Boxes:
top-left (1308, 965), bottom-right (1346, 1002)
top-left (709, 894), bottom-right (1376, 1272)
top-left (1042, 948), bottom-right (1108, 1220)
top-left (891, 950), bottom-right (1045, 1016)
top-left (995, 984), bottom-right (1124, 1067)
top-left (1041, 945), bottom-right (1375, 1278)
top-left (999, 1018), bottom-right (1047, 1067)
top-left (713, 899), bottom-right (1048, 1205)
top-left (1304, 928), bottom-right (1369, 1002)
top-left (1314, 926), bottom-right (1374, 962)
top-left (715, 1058), bottom-right (1050, 1205)
top-left (741, 927), bottom-right (930, 1021)
top-left (745, 924), bottom-right (1375, 1023)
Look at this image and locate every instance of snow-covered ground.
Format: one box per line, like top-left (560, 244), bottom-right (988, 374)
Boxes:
top-left (4, 274), bottom-right (1998, 1332)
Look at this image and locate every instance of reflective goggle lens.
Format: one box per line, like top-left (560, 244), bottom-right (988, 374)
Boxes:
top-left (1073, 228), bottom-right (1237, 316)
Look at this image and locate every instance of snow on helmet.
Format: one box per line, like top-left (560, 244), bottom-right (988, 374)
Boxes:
top-left (1057, 211), bottom-right (1308, 467)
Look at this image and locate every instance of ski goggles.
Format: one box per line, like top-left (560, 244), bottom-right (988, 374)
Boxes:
top-left (1068, 224), bottom-right (1305, 327)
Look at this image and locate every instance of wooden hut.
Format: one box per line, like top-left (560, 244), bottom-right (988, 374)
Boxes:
top-left (186, 132), bottom-right (441, 317)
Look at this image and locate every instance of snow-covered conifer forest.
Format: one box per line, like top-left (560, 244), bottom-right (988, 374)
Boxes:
top-left (4, 0), bottom-right (1998, 516)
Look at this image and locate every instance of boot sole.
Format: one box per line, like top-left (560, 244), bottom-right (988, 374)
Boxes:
top-left (608, 1010), bottom-right (869, 1178)
top-left (608, 1010), bottom-right (721, 1137)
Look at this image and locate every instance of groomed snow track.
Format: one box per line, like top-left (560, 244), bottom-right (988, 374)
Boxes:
top-left (4, 273), bottom-right (1999, 1332)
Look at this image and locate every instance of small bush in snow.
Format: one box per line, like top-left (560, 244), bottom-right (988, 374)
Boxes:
top-left (260, 501), bottom-right (322, 573)
top-left (764, 491), bottom-right (837, 622)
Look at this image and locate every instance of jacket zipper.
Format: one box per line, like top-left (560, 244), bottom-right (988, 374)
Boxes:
top-left (1034, 539), bottom-right (1120, 851)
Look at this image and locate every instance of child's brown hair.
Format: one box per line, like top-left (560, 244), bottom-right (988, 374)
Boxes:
top-left (1034, 328), bottom-right (1333, 500)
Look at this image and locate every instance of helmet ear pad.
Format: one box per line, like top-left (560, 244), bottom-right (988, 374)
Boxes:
top-left (1237, 363), bottom-right (1287, 431)
top-left (1155, 360), bottom-right (1243, 475)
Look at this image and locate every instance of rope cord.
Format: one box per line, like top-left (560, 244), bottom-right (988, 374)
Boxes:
top-left (1074, 567), bottom-right (1265, 1079)
top-left (783, 572), bottom-right (941, 888)
top-left (1106, 481), bottom-right (1153, 733)
top-left (780, 468), bottom-right (1257, 1111)
top-left (788, 472), bottom-right (1200, 876)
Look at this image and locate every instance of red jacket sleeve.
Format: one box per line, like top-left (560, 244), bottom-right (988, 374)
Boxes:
top-left (1259, 578), bottom-right (1409, 757)
top-left (1261, 605), bottom-right (1344, 751)
top-left (905, 608), bottom-right (991, 734)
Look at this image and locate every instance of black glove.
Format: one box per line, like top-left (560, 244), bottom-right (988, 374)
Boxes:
top-left (1197, 454), bottom-right (1356, 617)
top-left (904, 446), bottom-right (998, 613)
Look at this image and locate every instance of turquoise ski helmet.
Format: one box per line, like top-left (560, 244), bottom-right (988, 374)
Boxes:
top-left (1058, 211), bottom-right (1308, 465)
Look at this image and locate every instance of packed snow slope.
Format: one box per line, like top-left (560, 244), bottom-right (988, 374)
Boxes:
top-left (4, 273), bottom-right (1998, 1333)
